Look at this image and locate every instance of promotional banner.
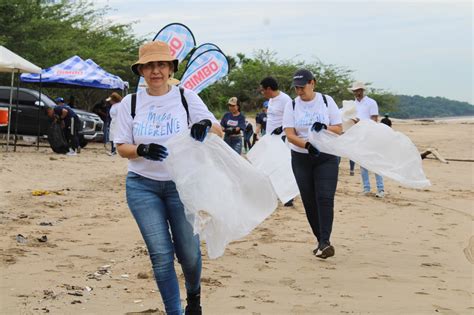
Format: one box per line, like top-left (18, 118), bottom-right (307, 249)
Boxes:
top-left (186, 43), bottom-right (223, 68)
top-left (137, 23), bottom-right (196, 90)
top-left (179, 49), bottom-right (229, 94)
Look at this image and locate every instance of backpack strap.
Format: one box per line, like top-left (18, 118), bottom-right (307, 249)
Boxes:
top-left (131, 93), bottom-right (137, 119)
top-left (131, 88), bottom-right (190, 125)
top-left (292, 94), bottom-right (328, 110)
top-left (179, 87), bottom-right (190, 125)
top-left (322, 94), bottom-right (328, 107)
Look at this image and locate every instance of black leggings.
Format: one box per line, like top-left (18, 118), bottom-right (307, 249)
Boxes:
top-left (291, 150), bottom-right (339, 247)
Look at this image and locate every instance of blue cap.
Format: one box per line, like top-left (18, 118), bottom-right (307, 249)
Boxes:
top-left (55, 97), bottom-right (64, 103)
top-left (263, 100), bottom-right (269, 108)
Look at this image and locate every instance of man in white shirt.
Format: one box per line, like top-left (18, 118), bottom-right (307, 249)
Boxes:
top-left (259, 76), bottom-right (294, 206)
top-left (349, 81), bottom-right (385, 198)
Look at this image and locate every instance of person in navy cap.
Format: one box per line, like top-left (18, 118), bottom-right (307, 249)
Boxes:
top-left (283, 68), bottom-right (342, 259)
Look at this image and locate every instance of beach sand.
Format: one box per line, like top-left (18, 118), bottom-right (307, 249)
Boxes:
top-left (1, 118), bottom-right (472, 314)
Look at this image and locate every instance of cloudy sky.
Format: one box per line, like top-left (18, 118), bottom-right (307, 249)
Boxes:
top-left (98, 0), bottom-right (472, 103)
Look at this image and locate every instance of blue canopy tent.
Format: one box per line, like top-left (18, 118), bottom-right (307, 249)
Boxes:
top-left (20, 56), bottom-right (127, 90)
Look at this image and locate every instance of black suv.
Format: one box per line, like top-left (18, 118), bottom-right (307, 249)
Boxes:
top-left (0, 86), bottom-right (104, 143)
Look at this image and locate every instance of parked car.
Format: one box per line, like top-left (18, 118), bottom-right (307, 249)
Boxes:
top-left (0, 86), bottom-right (104, 145)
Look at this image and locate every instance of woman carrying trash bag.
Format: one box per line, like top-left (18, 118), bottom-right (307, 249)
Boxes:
top-left (282, 69), bottom-right (342, 259)
top-left (114, 41), bottom-right (223, 315)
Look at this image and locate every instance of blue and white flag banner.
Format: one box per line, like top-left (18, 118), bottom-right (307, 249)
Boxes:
top-left (187, 43), bottom-right (223, 68)
top-left (153, 23), bottom-right (196, 62)
top-left (180, 49), bottom-right (229, 94)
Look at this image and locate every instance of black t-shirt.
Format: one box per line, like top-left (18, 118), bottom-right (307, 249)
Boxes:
top-left (256, 112), bottom-right (267, 131)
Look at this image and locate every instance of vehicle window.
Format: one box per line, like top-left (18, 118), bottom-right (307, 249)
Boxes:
top-left (0, 89), bottom-right (37, 106)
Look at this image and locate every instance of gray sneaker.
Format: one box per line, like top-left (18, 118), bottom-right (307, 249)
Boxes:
top-left (375, 190), bottom-right (385, 198)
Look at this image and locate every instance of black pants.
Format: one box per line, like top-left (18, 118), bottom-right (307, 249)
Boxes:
top-left (65, 117), bottom-right (81, 150)
top-left (291, 150), bottom-right (339, 247)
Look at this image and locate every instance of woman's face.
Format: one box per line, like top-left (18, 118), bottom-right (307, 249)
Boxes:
top-left (139, 61), bottom-right (172, 90)
top-left (228, 103), bottom-right (239, 114)
top-left (294, 80), bottom-right (315, 101)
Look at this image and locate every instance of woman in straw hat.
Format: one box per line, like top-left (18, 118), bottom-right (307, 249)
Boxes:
top-left (283, 69), bottom-right (342, 260)
top-left (114, 41), bottom-right (223, 315)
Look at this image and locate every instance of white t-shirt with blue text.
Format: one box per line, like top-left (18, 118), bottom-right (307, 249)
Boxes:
top-left (114, 86), bottom-right (218, 181)
top-left (283, 92), bottom-right (342, 153)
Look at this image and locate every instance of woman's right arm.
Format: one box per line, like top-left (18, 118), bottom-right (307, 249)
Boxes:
top-left (285, 127), bottom-right (306, 149)
top-left (117, 143), bottom-right (139, 159)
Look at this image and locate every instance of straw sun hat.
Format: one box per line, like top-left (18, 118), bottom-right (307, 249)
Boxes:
top-left (348, 81), bottom-right (367, 92)
top-left (131, 41), bottom-right (179, 76)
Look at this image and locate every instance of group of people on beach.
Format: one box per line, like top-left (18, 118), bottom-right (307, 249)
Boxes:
top-left (111, 40), bottom-right (387, 314)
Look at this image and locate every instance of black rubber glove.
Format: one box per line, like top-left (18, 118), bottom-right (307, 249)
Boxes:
top-left (311, 122), bottom-right (327, 132)
top-left (190, 119), bottom-right (212, 142)
top-left (305, 142), bottom-right (320, 157)
top-left (137, 143), bottom-right (168, 161)
top-left (271, 126), bottom-right (283, 135)
top-left (224, 127), bottom-right (236, 136)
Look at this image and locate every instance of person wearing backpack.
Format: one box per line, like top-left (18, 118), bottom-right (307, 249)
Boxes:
top-left (283, 69), bottom-right (342, 259)
top-left (114, 41), bottom-right (222, 315)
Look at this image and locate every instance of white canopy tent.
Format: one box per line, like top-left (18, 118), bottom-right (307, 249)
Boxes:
top-left (0, 46), bottom-right (42, 151)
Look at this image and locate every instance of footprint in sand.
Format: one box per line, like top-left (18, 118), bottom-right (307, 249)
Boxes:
top-left (463, 236), bottom-right (474, 264)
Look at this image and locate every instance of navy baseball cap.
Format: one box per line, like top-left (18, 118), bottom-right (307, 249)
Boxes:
top-left (55, 97), bottom-right (64, 103)
top-left (292, 69), bottom-right (315, 87)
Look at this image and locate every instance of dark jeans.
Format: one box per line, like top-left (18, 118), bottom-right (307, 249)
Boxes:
top-left (65, 117), bottom-right (81, 150)
top-left (243, 133), bottom-right (252, 151)
top-left (291, 150), bottom-right (339, 247)
top-left (349, 160), bottom-right (355, 172)
top-left (224, 135), bottom-right (242, 155)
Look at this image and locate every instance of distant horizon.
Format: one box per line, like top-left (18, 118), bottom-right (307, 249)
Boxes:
top-left (98, 0), bottom-right (472, 104)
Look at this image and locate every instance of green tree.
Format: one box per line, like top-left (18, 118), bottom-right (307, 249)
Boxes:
top-left (0, 0), bottom-right (142, 110)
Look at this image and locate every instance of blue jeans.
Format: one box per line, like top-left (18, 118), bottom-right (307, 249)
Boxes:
top-left (291, 151), bottom-right (339, 247)
top-left (360, 166), bottom-right (384, 192)
top-left (224, 135), bottom-right (242, 154)
top-left (126, 172), bottom-right (202, 315)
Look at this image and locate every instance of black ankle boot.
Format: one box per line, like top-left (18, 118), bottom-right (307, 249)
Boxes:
top-left (185, 288), bottom-right (202, 315)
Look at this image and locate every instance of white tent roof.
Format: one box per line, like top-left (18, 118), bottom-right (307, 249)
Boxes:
top-left (0, 46), bottom-right (41, 74)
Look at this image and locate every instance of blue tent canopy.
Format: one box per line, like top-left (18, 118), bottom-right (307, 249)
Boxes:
top-left (20, 56), bottom-right (127, 90)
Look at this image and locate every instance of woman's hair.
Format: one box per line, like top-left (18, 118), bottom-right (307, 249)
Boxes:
top-left (107, 92), bottom-right (123, 104)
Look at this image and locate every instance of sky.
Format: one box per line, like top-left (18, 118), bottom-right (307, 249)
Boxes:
top-left (98, 0), bottom-right (473, 104)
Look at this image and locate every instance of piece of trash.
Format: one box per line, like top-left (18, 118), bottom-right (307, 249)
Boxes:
top-left (67, 291), bottom-right (83, 296)
top-left (39, 222), bottom-right (53, 226)
top-left (85, 286), bottom-right (93, 292)
top-left (137, 272), bottom-right (150, 279)
top-left (16, 234), bottom-right (27, 244)
top-left (37, 235), bottom-right (48, 242)
top-left (71, 300), bottom-right (82, 304)
top-left (134, 299), bottom-right (143, 303)
top-left (32, 190), bottom-right (65, 196)
top-left (121, 274), bottom-right (129, 279)
top-left (18, 214), bottom-right (28, 219)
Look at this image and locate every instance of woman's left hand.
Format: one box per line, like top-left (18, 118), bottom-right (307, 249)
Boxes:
top-left (190, 119), bottom-right (212, 142)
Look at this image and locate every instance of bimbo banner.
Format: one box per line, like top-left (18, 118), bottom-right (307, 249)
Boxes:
top-left (153, 23), bottom-right (196, 62)
top-left (180, 49), bottom-right (229, 94)
top-left (187, 43), bottom-right (223, 66)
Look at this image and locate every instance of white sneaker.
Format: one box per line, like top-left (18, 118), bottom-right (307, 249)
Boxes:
top-left (375, 190), bottom-right (385, 198)
top-left (66, 150), bottom-right (77, 156)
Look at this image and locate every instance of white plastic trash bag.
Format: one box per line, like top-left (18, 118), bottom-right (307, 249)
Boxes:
top-left (308, 120), bottom-right (431, 189)
top-left (340, 100), bottom-right (357, 132)
top-left (164, 133), bottom-right (278, 259)
top-left (246, 135), bottom-right (299, 203)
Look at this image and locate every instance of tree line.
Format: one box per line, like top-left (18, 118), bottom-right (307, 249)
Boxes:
top-left (1, 0), bottom-right (471, 119)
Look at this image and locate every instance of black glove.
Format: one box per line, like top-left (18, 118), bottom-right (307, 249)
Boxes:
top-left (137, 143), bottom-right (168, 161)
top-left (311, 122), bottom-right (327, 132)
top-left (190, 119), bottom-right (212, 142)
top-left (271, 126), bottom-right (283, 135)
top-left (224, 127), bottom-right (237, 136)
top-left (305, 142), bottom-right (320, 157)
